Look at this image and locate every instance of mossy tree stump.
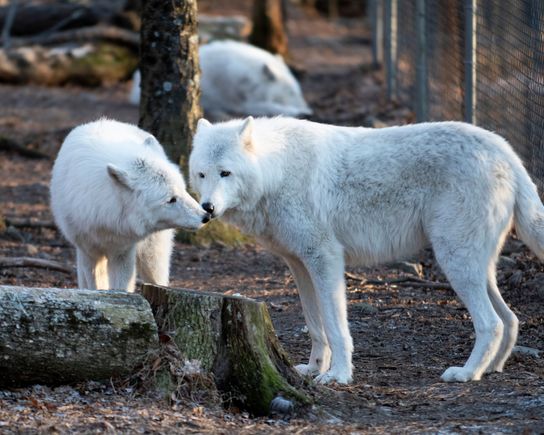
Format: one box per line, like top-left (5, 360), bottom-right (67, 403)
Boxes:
top-left (0, 286), bottom-right (158, 387)
top-left (142, 284), bottom-right (308, 416)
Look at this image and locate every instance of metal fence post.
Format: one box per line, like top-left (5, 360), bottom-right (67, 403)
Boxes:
top-left (464, 0), bottom-right (477, 124)
top-left (384, 0), bottom-right (397, 101)
top-left (369, 0), bottom-right (384, 68)
top-left (416, 0), bottom-right (428, 122)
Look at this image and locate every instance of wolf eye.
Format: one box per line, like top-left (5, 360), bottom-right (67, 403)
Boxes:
top-left (220, 170), bottom-right (231, 177)
top-left (167, 197), bottom-right (177, 204)
top-left (198, 172), bottom-right (205, 179)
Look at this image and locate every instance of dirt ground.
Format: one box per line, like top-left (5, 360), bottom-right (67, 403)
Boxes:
top-left (1, 2), bottom-right (543, 434)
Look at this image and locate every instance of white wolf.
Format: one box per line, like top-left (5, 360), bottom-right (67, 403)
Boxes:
top-left (189, 116), bottom-right (544, 385)
top-left (130, 40), bottom-right (312, 119)
top-left (51, 119), bottom-right (210, 292)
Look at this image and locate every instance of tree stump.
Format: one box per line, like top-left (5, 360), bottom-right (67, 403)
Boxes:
top-left (0, 286), bottom-right (158, 387)
top-left (141, 284), bottom-right (308, 416)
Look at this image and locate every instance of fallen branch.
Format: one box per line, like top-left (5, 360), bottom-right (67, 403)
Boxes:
top-left (345, 272), bottom-right (452, 290)
top-left (0, 137), bottom-right (49, 159)
top-left (0, 256), bottom-right (73, 274)
top-left (7, 24), bottom-right (139, 48)
top-left (5, 217), bottom-right (56, 229)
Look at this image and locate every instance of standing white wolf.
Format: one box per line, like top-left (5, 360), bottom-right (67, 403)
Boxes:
top-left (189, 116), bottom-right (544, 384)
top-left (51, 119), bottom-right (209, 292)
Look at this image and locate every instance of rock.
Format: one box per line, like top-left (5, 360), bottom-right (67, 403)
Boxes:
top-left (502, 239), bottom-right (525, 255)
top-left (498, 255), bottom-right (517, 272)
top-left (508, 270), bottom-right (524, 287)
top-left (512, 345), bottom-right (541, 358)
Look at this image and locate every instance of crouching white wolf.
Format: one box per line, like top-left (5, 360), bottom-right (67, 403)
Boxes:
top-left (189, 116), bottom-right (544, 384)
top-left (130, 40), bottom-right (312, 119)
top-left (51, 119), bottom-right (210, 292)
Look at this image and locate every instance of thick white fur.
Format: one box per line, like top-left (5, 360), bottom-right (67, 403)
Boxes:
top-left (189, 116), bottom-right (544, 384)
top-left (130, 40), bottom-right (312, 118)
top-left (51, 119), bottom-right (208, 292)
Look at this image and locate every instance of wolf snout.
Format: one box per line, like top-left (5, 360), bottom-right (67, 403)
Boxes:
top-left (202, 213), bottom-right (212, 224)
top-left (202, 202), bottom-right (215, 215)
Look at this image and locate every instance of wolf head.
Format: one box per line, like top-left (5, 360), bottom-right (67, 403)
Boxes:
top-left (189, 117), bottom-right (264, 219)
top-left (261, 61), bottom-right (313, 117)
top-left (107, 153), bottom-right (209, 234)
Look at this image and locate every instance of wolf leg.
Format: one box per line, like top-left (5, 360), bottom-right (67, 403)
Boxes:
top-left (433, 243), bottom-right (503, 382)
top-left (136, 230), bottom-right (174, 286)
top-left (107, 247), bottom-right (137, 292)
top-left (300, 244), bottom-right (353, 384)
top-left (76, 248), bottom-right (108, 289)
top-left (485, 262), bottom-right (519, 373)
top-left (284, 255), bottom-right (331, 376)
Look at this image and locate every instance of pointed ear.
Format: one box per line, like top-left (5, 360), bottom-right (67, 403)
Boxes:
top-left (239, 116), bottom-right (254, 151)
top-left (144, 135), bottom-right (160, 148)
top-left (107, 164), bottom-right (133, 190)
top-left (262, 64), bottom-right (277, 81)
top-left (197, 118), bottom-right (212, 130)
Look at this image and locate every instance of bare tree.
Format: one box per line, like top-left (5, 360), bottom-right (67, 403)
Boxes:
top-left (249, 0), bottom-right (288, 56)
top-left (138, 0), bottom-right (201, 168)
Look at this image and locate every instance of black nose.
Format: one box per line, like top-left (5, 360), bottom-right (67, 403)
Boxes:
top-left (202, 202), bottom-right (215, 214)
top-left (202, 213), bottom-right (211, 224)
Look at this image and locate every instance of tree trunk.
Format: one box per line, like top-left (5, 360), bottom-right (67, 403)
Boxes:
top-left (249, 0), bottom-right (288, 57)
top-left (0, 286), bottom-right (159, 387)
top-left (141, 284), bottom-right (309, 416)
top-left (138, 0), bottom-right (201, 168)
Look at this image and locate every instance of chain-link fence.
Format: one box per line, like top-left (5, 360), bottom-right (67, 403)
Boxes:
top-left (370, 0), bottom-right (544, 187)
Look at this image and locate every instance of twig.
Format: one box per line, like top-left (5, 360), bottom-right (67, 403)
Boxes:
top-left (5, 217), bottom-right (56, 229)
top-left (345, 271), bottom-right (452, 290)
top-left (1, 0), bottom-right (18, 49)
top-left (36, 8), bottom-right (86, 39)
top-left (0, 256), bottom-right (73, 274)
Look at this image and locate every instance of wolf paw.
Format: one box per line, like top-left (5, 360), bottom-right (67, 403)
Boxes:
top-left (441, 366), bottom-right (478, 383)
top-left (314, 370), bottom-right (352, 385)
top-left (294, 364), bottom-right (321, 377)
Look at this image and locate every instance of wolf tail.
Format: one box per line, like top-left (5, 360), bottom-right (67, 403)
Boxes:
top-left (513, 162), bottom-right (544, 259)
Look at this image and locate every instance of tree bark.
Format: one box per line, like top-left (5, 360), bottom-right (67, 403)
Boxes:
top-left (249, 0), bottom-right (288, 56)
top-left (138, 0), bottom-right (201, 168)
top-left (142, 284), bottom-right (308, 416)
top-left (0, 286), bottom-right (159, 387)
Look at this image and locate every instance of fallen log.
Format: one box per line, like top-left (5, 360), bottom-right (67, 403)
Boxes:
top-left (0, 42), bottom-right (138, 86)
top-left (0, 286), bottom-right (159, 387)
top-left (141, 284), bottom-right (308, 416)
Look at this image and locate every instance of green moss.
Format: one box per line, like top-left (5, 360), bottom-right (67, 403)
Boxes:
top-left (223, 301), bottom-right (310, 416)
top-left (68, 43), bottom-right (138, 86)
top-left (177, 220), bottom-right (253, 247)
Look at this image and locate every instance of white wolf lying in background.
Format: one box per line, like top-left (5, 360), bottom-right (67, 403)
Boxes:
top-left (189, 116), bottom-right (544, 384)
top-left (130, 40), bottom-right (312, 119)
top-left (50, 119), bottom-right (209, 292)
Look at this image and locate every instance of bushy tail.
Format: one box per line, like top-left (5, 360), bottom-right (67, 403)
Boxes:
top-left (514, 164), bottom-right (544, 260)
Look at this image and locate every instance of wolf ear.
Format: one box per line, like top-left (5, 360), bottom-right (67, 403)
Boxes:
top-left (262, 64), bottom-right (277, 81)
top-left (197, 118), bottom-right (212, 130)
top-left (239, 116), bottom-right (254, 151)
top-left (107, 164), bottom-right (133, 190)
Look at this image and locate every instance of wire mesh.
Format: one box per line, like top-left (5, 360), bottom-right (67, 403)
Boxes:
top-left (375, 0), bottom-right (544, 187)
top-left (476, 0), bottom-right (544, 186)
